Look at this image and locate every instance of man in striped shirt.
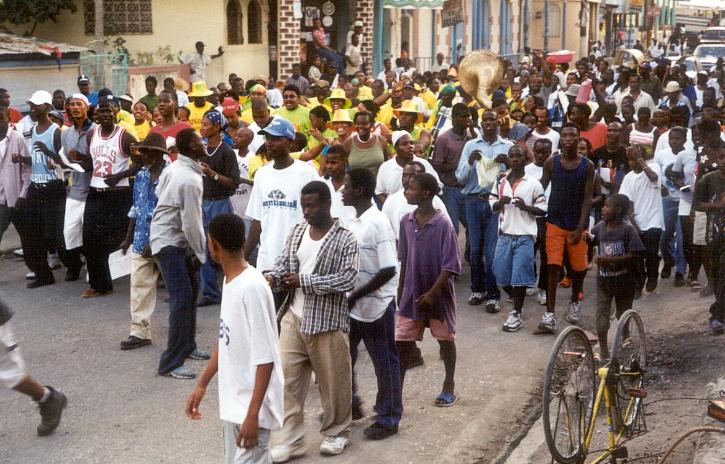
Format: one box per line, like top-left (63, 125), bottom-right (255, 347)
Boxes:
top-left (266, 180), bottom-right (359, 461)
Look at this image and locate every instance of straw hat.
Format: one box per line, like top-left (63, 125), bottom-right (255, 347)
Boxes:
top-left (393, 100), bottom-right (424, 123)
top-left (324, 88), bottom-right (352, 109)
top-left (174, 77), bottom-right (189, 92)
top-left (331, 109), bottom-right (353, 124)
top-left (188, 81), bottom-right (213, 97)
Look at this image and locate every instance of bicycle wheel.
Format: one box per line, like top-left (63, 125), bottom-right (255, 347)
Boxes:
top-left (610, 309), bottom-right (646, 434)
top-left (543, 326), bottom-right (596, 464)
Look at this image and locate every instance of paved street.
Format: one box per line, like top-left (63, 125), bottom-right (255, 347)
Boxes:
top-left (0, 227), bottom-right (721, 464)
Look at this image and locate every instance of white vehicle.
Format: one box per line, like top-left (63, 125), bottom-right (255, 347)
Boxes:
top-left (693, 43), bottom-right (725, 70)
top-left (700, 26), bottom-right (725, 44)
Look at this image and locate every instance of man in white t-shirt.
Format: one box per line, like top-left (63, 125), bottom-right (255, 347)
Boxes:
top-left (525, 106), bottom-right (560, 154)
top-left (244, 118), bottom-right (319, 274)
top-left (376, 131), bottom-right (440, 204)
top-left (230, 127), bottom-right (254, 222)
top-left (186, 214), bottom-right (283, 464)
top-left (619, 146), bottom-right (665, 293)
top-left (382, 161), bottom-right (449, 239)
top-left (341, 168), bottom-right (401, 440)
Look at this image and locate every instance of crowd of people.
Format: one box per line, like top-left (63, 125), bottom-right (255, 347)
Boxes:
top-left (2, 39), bottom-right (725, 463)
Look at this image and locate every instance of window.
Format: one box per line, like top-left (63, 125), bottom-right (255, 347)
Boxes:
top-left (248, 0), bottom-right (262, 44)
top-left (546, 4), bottom-right (561, 39)
top-left (84, 0), bottom-right (153, 35)
top-left (227, 0), bottom-right (244, 44)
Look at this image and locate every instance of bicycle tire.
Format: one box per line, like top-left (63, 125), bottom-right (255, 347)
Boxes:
top-left (543, 326), bottom-right (596, 464)
top-left (610, 309), bottom-right (646, 434)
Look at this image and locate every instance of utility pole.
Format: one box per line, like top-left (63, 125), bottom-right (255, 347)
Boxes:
top-left (544, 0), bottom-right (549, 52)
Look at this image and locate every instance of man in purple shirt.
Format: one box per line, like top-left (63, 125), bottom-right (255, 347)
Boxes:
top-left (396, 172), bottom-right (461, 407)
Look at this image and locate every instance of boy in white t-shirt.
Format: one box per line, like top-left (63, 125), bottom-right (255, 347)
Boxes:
top-left (619, 145), bottom-right (664, 294)
top-left (230, 127), bottom-right (255, 222)
top-left (186, 214), bottom-right (284, 464)
top-left (490, 145), bottom-right (548, 332)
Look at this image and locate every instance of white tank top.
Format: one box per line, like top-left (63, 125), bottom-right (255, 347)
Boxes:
top-left (88, 126), bottom-right (129, 188)
top-left (629, 126), bottom-right (656, 155)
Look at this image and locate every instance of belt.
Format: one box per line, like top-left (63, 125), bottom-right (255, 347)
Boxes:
top-left (91, 186), bottom-right (130, 192)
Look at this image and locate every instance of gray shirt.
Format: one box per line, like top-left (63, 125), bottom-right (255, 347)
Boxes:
top-left (150, 154), bottom-right (206, 262)
top-left (61, 120), bottom-right (95, 201)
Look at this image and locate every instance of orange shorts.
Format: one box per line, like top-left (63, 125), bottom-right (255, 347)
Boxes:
top-left (395, 315), bottom-right (456, 341)
top-left (545, 222), bottom-right (589, 272)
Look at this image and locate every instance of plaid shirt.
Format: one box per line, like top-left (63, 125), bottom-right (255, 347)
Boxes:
top-left (268, 220), bottom-right (359, 335)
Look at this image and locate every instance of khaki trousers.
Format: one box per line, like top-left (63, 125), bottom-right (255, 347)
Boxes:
top-left (129, 252), bottom-right (160, 340)
top-left (273, 311), bottom-right (352, 449)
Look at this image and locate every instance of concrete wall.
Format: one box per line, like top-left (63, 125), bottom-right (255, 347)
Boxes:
top-left (7, 0), bottom-right (271, 88)
top-left (529, 0), bottom-right (588, 59)
top-left (2, 63), bottom-right (80, 111)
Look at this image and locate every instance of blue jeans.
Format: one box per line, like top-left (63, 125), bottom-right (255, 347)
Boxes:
top-left (200, 198), bottom-right (233, 302)
top-left (350, 300), bottom-right (402, 428)
top-left (660, 196), bottom-right (686, 275)
top-left (441, 186), bottom-right (467, 236)
top-left (464, 195), bottom-right (500, 298)
top-left (156, 246), bottom-right (198, 375)
top-left (316, 48), bottom-right (345, 76)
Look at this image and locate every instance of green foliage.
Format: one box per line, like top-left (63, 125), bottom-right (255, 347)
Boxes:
top-left (0, 0), bottom-right (78, 35)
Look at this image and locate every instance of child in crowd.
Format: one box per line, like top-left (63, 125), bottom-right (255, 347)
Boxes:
top-left (619, 144), bottom-right (664, 293)
top-left (694, 145), bottom-right (725, 334)
top-left (526, 138), bottom-right (552, 306)
top-left (396, 172), bottom-right (461, 406)
top-left (491, 146), bottom-right (547, 332)
top-left (323, 145), bottom-right (355, 225)
top-left (591, 194), bottom-right (645, 360)
top-left (186, 214), bottom-right (284, 462)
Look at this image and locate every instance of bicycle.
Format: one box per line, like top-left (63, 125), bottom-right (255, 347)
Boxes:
top-left (542, 309), bottom-right (647, 464)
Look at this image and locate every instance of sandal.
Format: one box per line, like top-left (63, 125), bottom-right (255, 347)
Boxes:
top-left (434, 392), bottom-right (458, 407)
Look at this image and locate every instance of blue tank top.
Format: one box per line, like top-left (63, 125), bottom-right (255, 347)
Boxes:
top-left (30, 123), bottom-right (59, 184)
top-left (547, 155), bottom-right (588, 230)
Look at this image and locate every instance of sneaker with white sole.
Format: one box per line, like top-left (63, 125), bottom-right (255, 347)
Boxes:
top-left (14, 248), bottom-right (24, 258)
top-left (537, 290), bottom-right (547, 306)
top-left (502, 311), bottom-right (523, 332)
top-left (566, 300), bottom-right (582, 324)
top-left (538, 312), bottom-right (558, 333)
top-left (526, 287), bottom-right (536, 296)
top-left (485, 299), bottom-right (501, 313)
top-left (47, 253), bottom-right (61, 270)
top-left (270, 444), bottom-right (307, 463)
top-left (468, 292), bottom-right (484, 305)
top-left (319, 435), bottom-right (349, 455)
top-left (25, 271), bottom-right (36, 280)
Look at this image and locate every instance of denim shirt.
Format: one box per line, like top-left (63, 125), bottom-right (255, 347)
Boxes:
top-left (455, 135), bottom-right (513, 194)
top-left (129, 167), bottom-right (161, 254)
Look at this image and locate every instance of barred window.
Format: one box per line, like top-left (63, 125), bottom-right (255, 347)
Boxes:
top-left (84, 0), bottom-right (153, 35)
top-left (247, 0), bottom-right (262, 44)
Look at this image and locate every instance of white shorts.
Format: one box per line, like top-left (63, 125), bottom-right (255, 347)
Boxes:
top-left (223, 422), bottom-right (271, 464)
top-left (64, 198), bottom-right (86, 250)
top-left (0, 322), bottom-right (26, 389)
top-left (693, 211), bottom-right (708, 246)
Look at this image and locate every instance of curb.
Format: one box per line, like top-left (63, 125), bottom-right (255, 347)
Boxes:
top-left (692, 377), bottom-right (725, 464)
top-left (493, 385), bottom-right (543, 464)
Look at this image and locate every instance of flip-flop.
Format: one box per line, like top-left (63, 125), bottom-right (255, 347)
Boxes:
top-left (434, 392), bottom-right (458, 407)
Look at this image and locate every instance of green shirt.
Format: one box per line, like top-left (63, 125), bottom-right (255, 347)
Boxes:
top-left (273, 106), bottom-right (311, 135)
top-left (139, 94), bottom-right (160, 112)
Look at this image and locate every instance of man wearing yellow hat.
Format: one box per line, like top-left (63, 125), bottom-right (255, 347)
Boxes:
top-left (185, 81), bottom-right (214, 131)
top-left (393, 100), bottom-right (431, 148)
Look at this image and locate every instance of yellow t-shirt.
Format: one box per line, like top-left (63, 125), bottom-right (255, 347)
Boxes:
top-left (247, 155), bottom-right (268, 180)
top-left (291, 150), bottom-right (320, 171)
top-left (133, 120), bottom-right (152, 141)
top-left (186, 102), bottom-right (214, 132)
top-left (117, 109), bottom-right (134, 127)
top-left (118, 120), bottom-right (139, 141)
top-left (421, 89), bottom-right (438, 110)
top-left (273, 106), bottom-right (311, 134)
top-left (357, 86), bottom-right (373, 101)
top-left (307, 128), bottom-right (337, 150)
top-left (377, 104), bottom-right (394, 127)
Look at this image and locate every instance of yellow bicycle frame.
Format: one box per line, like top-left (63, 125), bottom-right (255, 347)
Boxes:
top-left (580, 366), bottom-right (635, 464)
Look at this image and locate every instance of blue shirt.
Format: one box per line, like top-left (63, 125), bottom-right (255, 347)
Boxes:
top-left (128, 166), bottom-right (161, 254)
top-left (455, 135), bottom-right (513, 194)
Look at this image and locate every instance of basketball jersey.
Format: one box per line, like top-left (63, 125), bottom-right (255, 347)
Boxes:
top-left (88, 126), bottom-right (129, 188)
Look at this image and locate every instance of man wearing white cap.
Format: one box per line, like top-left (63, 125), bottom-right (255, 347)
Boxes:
top-left (21, 90), bottom-right (65, 288)
top-left (180, 41), bottom-right (224, 83)
top-left (375, 131), bottom-right (440, 204)
top-left (658, 81), bottom-right (693, 127)
top-left (346, 20), bottom-right (364, 50)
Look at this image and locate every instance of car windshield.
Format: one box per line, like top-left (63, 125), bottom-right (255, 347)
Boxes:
top-left (695, 46), bottom-right (725, 57)
top-left (703, 29), bottom-right (725, 41)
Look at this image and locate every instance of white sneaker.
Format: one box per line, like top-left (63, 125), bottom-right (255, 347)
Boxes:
top-left (537, 290), bottom-right (547, 306)
top-left (47, 253), bottom-right (61, 270)
top-left (502, 311), bottom-right (523, 332)
top-left (319, 435), bottom-right (349, 456)
top-left (468, 292), bottom-right (484, 305)
top-left (25, 271), bottom-right (36, 280)
top-left (270, 444), bottom-right (307, 463)
top-left (566, 300), bottom-right (582, 324)
top-left (13, 248), bottom-right (24, 258)
top-left (538, 312), bottom-right (558, 333)
top-left (526, 287), bottom-right (536, 296)
top-left (485, 299), bottom-right (501, 313)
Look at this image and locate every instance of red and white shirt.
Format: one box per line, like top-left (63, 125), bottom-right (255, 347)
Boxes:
top-left (490, 173), bottom-right (547, 236)
top-left (88, 126), bottom-right (129, 188)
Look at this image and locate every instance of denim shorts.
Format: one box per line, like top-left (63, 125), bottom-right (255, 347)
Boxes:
top-left (493, 233), bottom-right (536, 287)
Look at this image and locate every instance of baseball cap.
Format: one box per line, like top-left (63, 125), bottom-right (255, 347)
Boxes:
top-left (391, 130), bottom-right (411, 147)
top-left (77, 74), bottom-right (90, 83)
top-left (119, 94), bottom-right (134, 103)
top-left (259, 117), bottom-right (295, 140)
top-left (70, 93), bottom-right (90, 106)
top-left (27, 90), bottom-right (52, 106)
top-left (221, 97), bottom-right (240, 115)
top-left (439, 84), bottom-right (456, 95)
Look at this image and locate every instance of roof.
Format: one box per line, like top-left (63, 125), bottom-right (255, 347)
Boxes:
top-left (0, 32), bottom-right (86, 56)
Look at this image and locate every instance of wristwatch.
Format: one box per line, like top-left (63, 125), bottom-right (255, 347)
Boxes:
top-left (214, 173), bottom-right (220, 181)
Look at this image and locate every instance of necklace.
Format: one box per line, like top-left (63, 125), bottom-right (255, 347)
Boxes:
top-left (207, 143), bottom-right (222, 158)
